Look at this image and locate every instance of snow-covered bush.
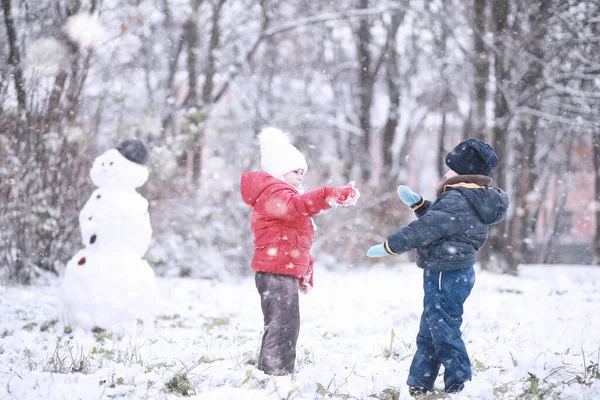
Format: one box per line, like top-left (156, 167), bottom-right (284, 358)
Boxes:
top-left (0, 119), bottom-right (93, 282)
top-left (144, 125), bottom-right (256, 280)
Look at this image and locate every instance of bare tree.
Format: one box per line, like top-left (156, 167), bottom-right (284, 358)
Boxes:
top-left (0, 0), bottom-right (100, 281)
top-left (1, 0), bottom-right (27, 118)
top-left (381, 12), bottom-right (404, 179)
top-left (471, 0), bottom-right (488, 142)
top-left (594, 128), bottom-right (600, 262)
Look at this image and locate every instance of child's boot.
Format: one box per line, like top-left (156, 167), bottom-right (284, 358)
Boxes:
top-left (408, 386), bottom-right (429, 397)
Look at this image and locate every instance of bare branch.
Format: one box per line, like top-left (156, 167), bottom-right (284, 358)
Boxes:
top-left (262, 6), bottom-right (404, 39)
top-left (515, 106), bottom-right (596, 127)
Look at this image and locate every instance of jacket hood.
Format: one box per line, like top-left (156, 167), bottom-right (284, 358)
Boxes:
top-left (240, 171), bottom-right (293, 206)
top-left (456, 186), bottom-right (509, 225)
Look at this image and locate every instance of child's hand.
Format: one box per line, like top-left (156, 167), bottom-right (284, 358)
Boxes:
top-left (367, 244), bottom-right (390, 257)
top-left (299, 275), bottom-right (313, 294)
top-left (299, 257), bottom-right (314, 294)
top-left (397, 185), bottom-right (422, 207)
top-left (326, 182), bottom-right (360, 207)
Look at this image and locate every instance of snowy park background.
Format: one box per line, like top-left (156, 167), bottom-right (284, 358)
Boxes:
top-left (2, 0), bottom-right (600, 399)
top-left (1, 264), bottom-right (600, 399)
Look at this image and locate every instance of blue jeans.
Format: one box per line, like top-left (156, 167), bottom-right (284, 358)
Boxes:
top-left (406, 267), bottom-right (475, 393)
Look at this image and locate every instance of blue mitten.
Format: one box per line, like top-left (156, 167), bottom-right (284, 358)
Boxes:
top-left (397, 185), bottom-right (422, 207)
top-left (367, 244), bottom-right (390, 257)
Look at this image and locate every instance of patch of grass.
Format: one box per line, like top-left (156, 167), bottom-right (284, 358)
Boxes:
top-left (381, 329), bottom-right (411, 361)
top-left (24, 348), bottom-right (37, 370)
top-left (565, 349), bottom-right (600, 387)
top-left (517, 372), bottom-right (558, 399)
top-left (473, 358), bottom-right (504, 373)
top-left (372, 387), bottom-right (400, 400)
top-left (297, 348), bottom-right (314, 367)
top-left (315, 380), bottom-right (353, 399)
top-left (509, 351), bottom-right (518, 367)
top-left (197, 355), bottom-right (224, 364)
top-left (316, 382), bottom-right (328, 396)
top-left (243, 350), bottom-right (257, 366)
top-left (575, 361), bottom-right (600, 385)
top-left (96, 339), bottom-right (148, 368)
top-left (95, 331), bottom-right (114, 344)
top-left (90, 345), bottom-right (115, 363)
top-left (157, 314), bottom-right (181, 320)
top-left (165, 373), bottom-right (195, 396)
top-left (22, 322), bottom-right (38, 332)
top-left (321, 331), bottom-right (337, 339)
top-left (381, 328), bottom-right (397, 359)
top-left (473, 359), bottom-right (489, 372)
top-left (315, 366), bottom-right (358, 399)
top-left (40, 319), bottom-right (59, 332)
top-left (240, 370), bottom-right (268, 389)
top-left (110, 376), bottom-right (125, 387)
top-left (498, 288), bottom-right (523, 294)
top-left (145, 361), bottom-right (176, 373)
top-left (203, 317), bottom-right (230, 331)
top-left (43, 337), bottom-right (90, 374)
top-left (280, 384), bottom-right (300, 399)
top-left (493, 382), bottom-right (511, 398)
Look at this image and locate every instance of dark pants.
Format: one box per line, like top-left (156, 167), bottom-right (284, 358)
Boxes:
top-left (407, 267), bottom-right (475, 393)
top-left (255, 272), bottom-right (300, 375)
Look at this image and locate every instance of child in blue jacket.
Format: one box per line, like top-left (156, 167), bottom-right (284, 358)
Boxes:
top-left (367, 138), bottom-right (509, 395)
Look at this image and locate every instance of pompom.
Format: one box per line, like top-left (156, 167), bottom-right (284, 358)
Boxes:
top-left (258, 127), bottom-right (291, 149)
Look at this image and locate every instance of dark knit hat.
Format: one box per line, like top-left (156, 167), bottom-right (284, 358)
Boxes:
top-left (116, 139), bottom-right (148, 165)
top-left (445, 138), bottom-right (498, 176)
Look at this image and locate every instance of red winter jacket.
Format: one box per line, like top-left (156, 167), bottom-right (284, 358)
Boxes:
top-left (240, 171), bottom-right (332, 278)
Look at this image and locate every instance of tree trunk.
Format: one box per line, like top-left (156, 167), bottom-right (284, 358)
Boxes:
top-left (202, 0), bottom-right (225, 105)
top-left (2, 0), bottom-right (28, 119)
top-left (511, 117), bottom-right (539, 268)
top-left (184, 14), bottom-right (199, 106)
top-left (594, 130), bottom-right (600, 263)
top-left (183, 0), bottom-right (202, 182)
top-left (382, 13), bottom-right (403, 175)
top-left (502, 0), bottom-right (551, 272)
top-left (355, 0), bottom-right (373, 182)
top-left (472, 0), bottom-right (488, 141)
top-left (480, 0), bottom-right (510, 272)
top-left (588, 3), bottom-right (600, 264)
top-left (437, 112), bottom-right (447, 178)
top-left (541, 135), bottom-right (574, 264)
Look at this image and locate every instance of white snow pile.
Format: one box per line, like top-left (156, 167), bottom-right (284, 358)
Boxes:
top-left (1, 264), bottom-right (599, 399)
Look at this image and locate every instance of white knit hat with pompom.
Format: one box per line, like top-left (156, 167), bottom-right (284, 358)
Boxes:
top-left (258, 127), bottom-right (308, 179)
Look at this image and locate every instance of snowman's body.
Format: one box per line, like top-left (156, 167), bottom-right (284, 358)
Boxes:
top-left (61, 146), bottom-right (159, 331)
top-left (78, 187), bottom-right (151, 257)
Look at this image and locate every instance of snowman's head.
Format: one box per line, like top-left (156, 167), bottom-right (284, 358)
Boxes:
top-left (90, 148), bottom-right (149, 189)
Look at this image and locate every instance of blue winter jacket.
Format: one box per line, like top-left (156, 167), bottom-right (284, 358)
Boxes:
top-left (384, 175), bottom-right (509, 272)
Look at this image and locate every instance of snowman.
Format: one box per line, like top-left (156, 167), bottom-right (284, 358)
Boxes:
top-left (60, 139), bottom-right (159, 332)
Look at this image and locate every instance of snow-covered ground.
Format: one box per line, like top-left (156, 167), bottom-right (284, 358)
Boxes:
top-left (1, 264), bottom-right (599, 400)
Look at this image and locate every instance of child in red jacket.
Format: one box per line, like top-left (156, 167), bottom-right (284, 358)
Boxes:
top-left (240, 127), bottom-right (359, 375)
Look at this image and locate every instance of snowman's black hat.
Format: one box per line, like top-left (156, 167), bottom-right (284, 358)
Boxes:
top-left (116, 139), bottom-right (148, 165)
